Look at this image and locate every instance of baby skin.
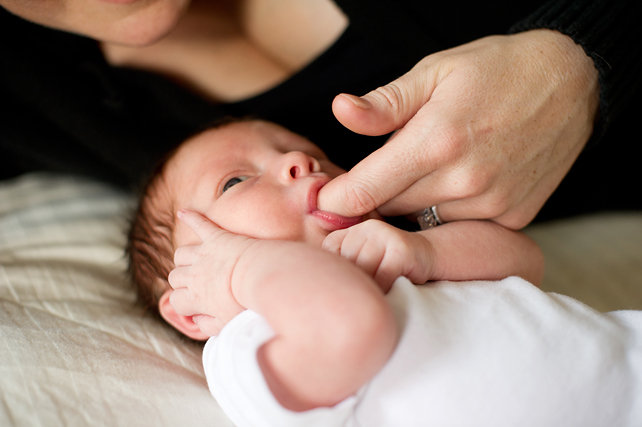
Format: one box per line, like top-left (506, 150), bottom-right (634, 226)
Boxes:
top-left (156, 120), bottom-right (544, 412)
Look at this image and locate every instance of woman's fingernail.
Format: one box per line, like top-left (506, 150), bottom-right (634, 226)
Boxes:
top-left (341, 93), bottom-right (372, 110)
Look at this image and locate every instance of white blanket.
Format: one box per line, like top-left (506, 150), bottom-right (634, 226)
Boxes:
top-left (0, 174), bottom-right (232, 427)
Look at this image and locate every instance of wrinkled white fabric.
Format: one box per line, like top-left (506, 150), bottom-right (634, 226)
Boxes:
top-left (205, 276), bottom-right (642, 427)
top-left (0, 174), bottom-right (232, 427)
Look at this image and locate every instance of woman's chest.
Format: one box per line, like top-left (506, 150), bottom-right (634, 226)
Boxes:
top-left (101, 0), bottom-right (348, 102)
top-left (241, 0), bottom-right (348, 69)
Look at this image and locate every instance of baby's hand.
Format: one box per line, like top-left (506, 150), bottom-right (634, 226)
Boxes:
top-left (322, 219), bottom-right (435, 292)
top-left (168, 209), bottom-right (257, 336)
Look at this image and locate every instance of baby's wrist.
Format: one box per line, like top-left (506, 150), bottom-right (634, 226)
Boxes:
top-left (229, 237), bottom-right (266, 308)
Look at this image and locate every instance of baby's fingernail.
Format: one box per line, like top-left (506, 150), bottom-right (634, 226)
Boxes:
top-left (177, 209), bottom-right (187, 218)
top-left (341, 93), bottom-right (372, 110)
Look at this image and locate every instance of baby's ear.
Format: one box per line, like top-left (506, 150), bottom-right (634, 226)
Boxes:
top-left (158, 290), bottom-right (209, 341)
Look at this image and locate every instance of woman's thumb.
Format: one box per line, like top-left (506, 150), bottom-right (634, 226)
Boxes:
top-left (332, 67), bottom-right (435, 136)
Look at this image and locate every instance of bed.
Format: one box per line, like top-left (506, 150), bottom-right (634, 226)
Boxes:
top-left (1, 173), bottom-right (641, 426)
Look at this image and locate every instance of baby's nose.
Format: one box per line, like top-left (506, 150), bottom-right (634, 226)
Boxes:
top-left (281, 152), bottom-right (321, 180)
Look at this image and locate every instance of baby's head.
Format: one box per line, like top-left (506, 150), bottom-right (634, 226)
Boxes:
top-left (128, 119), bottom-right (372, 332)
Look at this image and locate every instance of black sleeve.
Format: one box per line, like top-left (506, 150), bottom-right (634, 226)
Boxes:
top-left (509, 0), bottom-right (642, 142)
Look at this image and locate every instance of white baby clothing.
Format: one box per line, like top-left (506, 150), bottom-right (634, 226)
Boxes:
top-left (204, 276), bottom-right (642, 427)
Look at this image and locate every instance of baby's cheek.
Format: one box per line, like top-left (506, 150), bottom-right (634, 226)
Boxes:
top-left (229, 211), bottom-right (303, 242)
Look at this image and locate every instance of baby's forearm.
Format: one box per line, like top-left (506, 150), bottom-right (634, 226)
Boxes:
top-left (231, 240), bottom-right (397, 411)
top-left (424, 220), bottom-right (544, 285)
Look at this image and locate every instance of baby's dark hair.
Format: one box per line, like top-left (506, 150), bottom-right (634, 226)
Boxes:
top-left (127, 148), bottom-right (179, 317)
top-left (127, 116), bottom-right (254, 317)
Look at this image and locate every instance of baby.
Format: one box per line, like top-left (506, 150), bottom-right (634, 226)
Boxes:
top-left (128, 119), bottom-right (546, 422)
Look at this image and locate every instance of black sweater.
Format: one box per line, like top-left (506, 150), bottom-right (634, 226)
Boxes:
top-left (1, 0), bottom-right (640, 218)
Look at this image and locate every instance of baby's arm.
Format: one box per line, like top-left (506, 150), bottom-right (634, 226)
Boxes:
top-left (170, 210), bottom-right (397, 412)
top-left (324, 219), bottom-right (543, 292)
top-left (420, 220), bottom-right (544, 284)
top-left (232, 237), bottom-right (397, 412)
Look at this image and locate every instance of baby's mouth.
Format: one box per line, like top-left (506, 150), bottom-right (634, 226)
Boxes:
top-left (310, 209), bottom-right (363, 230)
top-left (309, 179), bottom-right (364, 230)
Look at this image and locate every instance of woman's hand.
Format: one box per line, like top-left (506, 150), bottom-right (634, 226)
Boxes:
top-left (168, 209), bottom-right (257, 336)
top-left (317, 29), bottom-right (599, 229)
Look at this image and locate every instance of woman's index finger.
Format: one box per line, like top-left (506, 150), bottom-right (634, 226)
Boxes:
top-left (317, 138), bottom-right (431, 217)
top-left (177, 209), bottom-right (220, 241)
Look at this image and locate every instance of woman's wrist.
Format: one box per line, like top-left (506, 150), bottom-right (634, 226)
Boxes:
top-left (514, 29), bottom-right (600, 124)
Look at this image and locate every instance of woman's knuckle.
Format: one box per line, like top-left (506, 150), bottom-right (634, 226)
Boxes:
top-left (478, 204), bottom-right (504, 219)
top-left (343, 182), bottom-right (381, 214)
top-left (375, 81), bottom-right (420, 122)
top-left (469, 192), bottom-right (510, 219)
top-left (486, 193), bottom-right (510, 215)
top-left (430, 125), bottom-right (469, 165)
top-left (447, 170), bottom-right (480, 199)
top-left (374, 83), bottom-right (404, 111)
top-left (497, 210), bottom-right (530, 230)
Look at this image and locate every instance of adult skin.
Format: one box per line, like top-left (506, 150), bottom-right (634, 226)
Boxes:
top-left (0, 0), bottom-right (349, 102)
top-left (0, 0), bottom-right (191, 46)
top-left (319, 29), bottom-right (599, 229)
top-left (1, 0), bottom-right (600, 229)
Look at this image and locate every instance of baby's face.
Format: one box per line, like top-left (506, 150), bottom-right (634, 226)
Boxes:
top-left (167, 121), bottom-right (376, 248)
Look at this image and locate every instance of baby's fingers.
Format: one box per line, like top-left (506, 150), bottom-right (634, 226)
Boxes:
top-left (352, 241), bottom-right (386, 279)
top-left (322, 229), bottom-right (348, 254)
top-left (174, 245), bottom-right (197, 267)
top-left (324, 228), bottom-right (371, 263)
top-left (177, 209), bottom-right (221, 242)
top-left (168, 287), bottom-right (198, 316)
top-left (372, 251), bottom-right (405, 293)
top-left (323, 229), bottom-right (385, 279)
top-left (192, 315), bottom-right (225, 337)
top-left (333, 231), bottom-right (369, 264)
top-left (168, 266), bottom-right (191, 290)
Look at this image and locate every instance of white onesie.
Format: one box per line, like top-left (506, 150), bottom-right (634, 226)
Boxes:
top-left (204, 277), bottom-right (642, 427)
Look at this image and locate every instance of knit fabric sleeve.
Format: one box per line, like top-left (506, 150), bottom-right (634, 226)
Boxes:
top-left (509, 0), bottom-right (641, 143)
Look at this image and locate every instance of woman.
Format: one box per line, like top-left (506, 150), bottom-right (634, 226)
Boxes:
top-left (1, 0), bottom-right (639, 228)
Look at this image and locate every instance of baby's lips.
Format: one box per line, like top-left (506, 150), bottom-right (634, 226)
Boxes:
top-left (310, 175), bottom-right (363, 230)
top-left (311, 209), bottom-right (363, 231)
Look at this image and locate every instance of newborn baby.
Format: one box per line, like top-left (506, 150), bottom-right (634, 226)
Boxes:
top-left (126, 119), bottom-right (641, 426)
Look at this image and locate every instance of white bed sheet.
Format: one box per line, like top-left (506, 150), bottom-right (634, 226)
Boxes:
top-left (0, 174), bottom-right (234, 427)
